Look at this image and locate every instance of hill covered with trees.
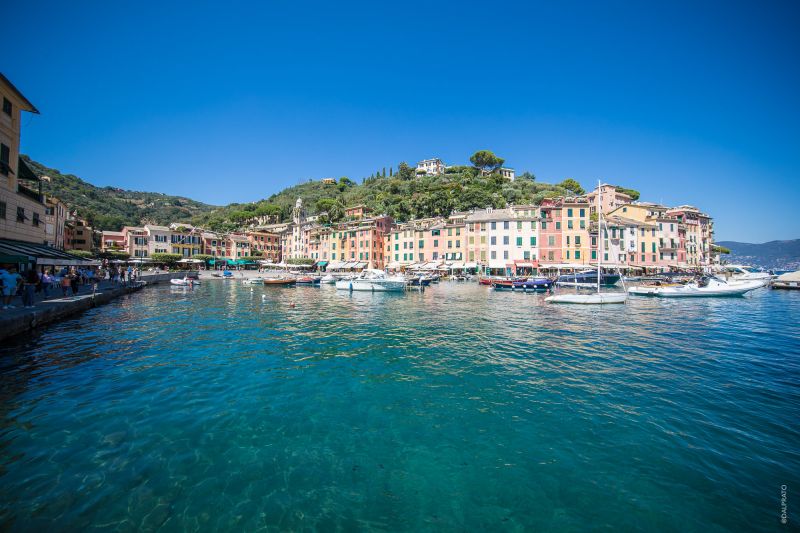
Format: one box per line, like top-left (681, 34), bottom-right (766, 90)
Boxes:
top-left (22, 150), bottom-right (640, 233)
top-left (22, 156), bottom-right (219, 231)
top-left (191, 151), bottom-right (613, 231)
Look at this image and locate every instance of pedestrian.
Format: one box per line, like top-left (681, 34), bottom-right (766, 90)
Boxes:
top-left (61, 271), bottom-right (71, 296)
top-left (70, 269), bottom-right (79, 296)
top-left (41, 271), bottom-right (51, 298)
top-left (22, 269), bottom-right (39, 308)
top-left (1, 267), bottom-right (22, 309)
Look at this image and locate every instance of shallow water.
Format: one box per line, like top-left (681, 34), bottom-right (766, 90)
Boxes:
top-left (1, 281), bottom-right (798, 531)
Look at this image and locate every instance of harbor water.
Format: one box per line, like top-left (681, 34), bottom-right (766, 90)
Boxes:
top-left (0, 281), bottom-right (798, 531)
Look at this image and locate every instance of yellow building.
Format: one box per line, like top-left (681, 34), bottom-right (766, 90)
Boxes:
top-left (0, 73), bottom-right (46, 244)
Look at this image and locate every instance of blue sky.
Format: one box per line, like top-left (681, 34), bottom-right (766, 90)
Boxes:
top-left (5, 0), bottom-right (799, 242)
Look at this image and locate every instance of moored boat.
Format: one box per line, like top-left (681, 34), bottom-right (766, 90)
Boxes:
top-left (320, 274), bottom-right (336, 284)
top-left (335, 269), bottom-right (406, 292)
top-left (263, 278), bottom-right (297, 287)
top-left (295, 276), bottom-right (321, 285)
top-left (170, 277), bottom-right (196, 286)
top-left (628, 276), bottom-right (763, 297)
top-left (556, 270), bottom-right (620, 287)
top-left (492, 278), bottom-right (553, 292)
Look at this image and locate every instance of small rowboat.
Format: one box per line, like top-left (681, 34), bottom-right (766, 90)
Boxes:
top-left (263, 278), bottom-right (296, 287)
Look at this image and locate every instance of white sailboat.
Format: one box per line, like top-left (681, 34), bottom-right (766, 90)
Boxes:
top-left (546, 180), bottom-right (627, 305)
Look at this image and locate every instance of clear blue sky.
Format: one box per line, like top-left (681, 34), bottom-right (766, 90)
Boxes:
top-left (6, 0), bottom-right (799, 242)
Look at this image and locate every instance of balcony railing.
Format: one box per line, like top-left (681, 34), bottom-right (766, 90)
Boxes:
top-left (17, 183), bottom-right (44, 203)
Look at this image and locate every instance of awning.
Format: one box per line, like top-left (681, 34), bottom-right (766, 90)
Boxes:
top-left (317, 261), bottom-right (328, 267)
top-left (327, 261), bottom-right (343, 269)
top-left (465, 262), bottom-right (477, 269)
top-left (0, 238), bottom-right (97, 266)
top-left (488, 260), bottom-right (507, 269)
top-left (515, 262), bottom-right (534, 268)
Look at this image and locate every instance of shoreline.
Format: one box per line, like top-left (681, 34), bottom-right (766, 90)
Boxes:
top-left (0, 271), bottom-right (197, 342)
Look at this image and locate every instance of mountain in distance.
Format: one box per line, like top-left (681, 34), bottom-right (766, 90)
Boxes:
top-left (716, 239), bottom-right (800, 271)
top-left (22, 155), bottom-right (219, 231)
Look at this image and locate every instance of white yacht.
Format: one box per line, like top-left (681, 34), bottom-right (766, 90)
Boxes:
top-left (628, 276), bottom-right (763, 297)
top-left (721, 265), bottom-right (773, 285)
top-left (335, 269), bottom-right (407, 292)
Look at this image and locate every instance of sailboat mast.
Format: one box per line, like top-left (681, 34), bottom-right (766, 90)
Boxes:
top-left (597, 179), bottom-right (602, 294)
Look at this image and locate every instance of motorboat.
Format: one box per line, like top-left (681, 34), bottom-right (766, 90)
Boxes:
top-left (335, 269), bottom-right (407, 292)
top-left (242, 277), bottom-right (265, 285)
top-left (407, 276), bottom-right (432, 287)
top-left (263, 278), bottom-right (297, 287)
top-left (720, 265), bottom-right (773, 285)
top-left (170, 277), bottom-right (197, 286)
top-left (556, 270), bottom-right (621, 287)
top-left (547, 180), bottom-right (626, 305)
top-left (320, 274), bottom-right (336, 284)
top-left (545, 292), bottom-right (627, 304)
top-left (295, 276), bottom-right (321, 285)
top-left (627, 276), bottom-right (763, 297)
top-left (492, 277), bottom-right (553, 292)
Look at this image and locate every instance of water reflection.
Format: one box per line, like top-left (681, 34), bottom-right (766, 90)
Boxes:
top-left (0, 281), bottom-right (798, 530)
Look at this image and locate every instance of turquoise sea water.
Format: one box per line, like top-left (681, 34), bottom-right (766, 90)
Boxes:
top-left (0, 281), bottom-right (798, 531)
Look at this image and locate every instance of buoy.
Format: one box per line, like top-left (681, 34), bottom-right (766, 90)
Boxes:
top-left (289, 303), bottom-right (296, 308)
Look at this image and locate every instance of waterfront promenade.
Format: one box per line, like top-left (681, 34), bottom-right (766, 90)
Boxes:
top-left (0, 271), bottom-right (197, 342)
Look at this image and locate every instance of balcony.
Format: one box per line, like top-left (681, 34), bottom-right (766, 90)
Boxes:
top-left (17, 182), bottom-right (44, 204)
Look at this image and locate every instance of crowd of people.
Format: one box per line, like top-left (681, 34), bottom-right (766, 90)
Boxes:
top-left (0, 264), bottom-right (142, 310)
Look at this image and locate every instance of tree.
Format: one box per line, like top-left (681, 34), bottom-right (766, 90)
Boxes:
top-left (614, 186), bottom-right (641, 201)
top-left (397, 162), bottom-right (415, 181)
top-left (712, 244), bottom-right (731, 255)
top-left (559, 178), bottom-right (585, 195)
top-left (151, 253), bottom-right (182, 265)
top-left (518, 171), bottom-right (536, 182)
top-left (193, 254), bottom-right (214, 262)
top-left (470, 150), bottom-right (505, 173)
top-left (67, 250), bottom-right (94, 259)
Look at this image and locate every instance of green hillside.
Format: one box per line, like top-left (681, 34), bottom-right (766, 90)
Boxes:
top-left (192, 160), bottom-right (594, 231)
top-left (21, 155), bottom-right (219, 231)
top-left (21, 151), bottom-right (638, 234)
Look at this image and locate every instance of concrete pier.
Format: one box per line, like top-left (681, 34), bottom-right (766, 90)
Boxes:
top-left (0, 271), bottom-right (197, 342)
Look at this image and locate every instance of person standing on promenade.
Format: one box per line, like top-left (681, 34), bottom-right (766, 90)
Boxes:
top-left (41, 270), bottom-right (51, 299)
top-left (60, 271), bottom-right (70, 296)
top-left (1, 267), bottom-right (23, 310)
top-left (22, 269), bottom-right (39, 309)
top-left (69, 269), bottom-right (79, 296)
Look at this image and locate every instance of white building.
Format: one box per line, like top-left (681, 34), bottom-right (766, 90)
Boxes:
top-left (465, 206), bottom-right (540, 272)
top-left (499, 167), bottom-right (515, 181)
top-left (416, 158), bottom-right (446, 176)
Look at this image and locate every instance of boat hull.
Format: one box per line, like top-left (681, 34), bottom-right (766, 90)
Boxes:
top-left (628, 280), bottom-right (762, 297)
top-left (335, 279), bottom-right (406, 292)
top-left (263, 279), bottom-right (297, 287)
top-left (545, 292), bottom-right (627, 304)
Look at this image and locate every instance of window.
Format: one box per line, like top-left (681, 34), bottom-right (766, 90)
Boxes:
top-left (0, 143), bottom-right (10, 176)
top-left (555, 222), bottom-right (561, 230)
top-left (502, 236), bottom-right (509, 245)
top-left (503, 221), bottom-right (509, 230)
top-left (524, 251), bottom-right (530, 260)
top-left (548, 236), bottom-right (555, 246)
top-left (575, 236), bottom-right (581, 246)
top-left (530, 236), bottom-right (536, 246)
top-left (2, 97), bottom-right (11, 116)
top-left (575, 251), bottom-right (581, 259)
top-left (516, 237), bottom-right (522, 246)
top-left (17, 206), bottom-right (25, 222)
top-left (491, 251), bottom-right (496, 259)
top-left (541, 222), bottom-right (547, 230)
top-left (0, 201), bottom-right (6, 219)
top-left (32, 212), bottom-right (40, 226)
top-left (503, 250), bottom-right (509, 259)
top-left (517, 221), bottom-right (522, 230)
top-left (490, 236), bottom-right (496, 245)
top-left (491, 222), bottom-right (496, 230)
top-left (566, 236), bottom-right (570, 245)
top-left (433, 239), bottom-right (438, 247)
top-left (580, 220), bottom-right (585, 229)
top-left (431, 229), bottom-right (440, 236)
top-left (418, 240), bottom-right (424, 248)
top-left (567, 208), bottom-right (573, 217)
top-left (567, 220), bottom-right (573, 229)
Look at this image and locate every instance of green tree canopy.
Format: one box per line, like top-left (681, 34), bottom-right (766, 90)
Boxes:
top-left (614, 186), bottom-right (641, 201)
top-left (67, 250), bottom-right (94, 259)
top-left (470, 150), bottom-right (505, 173)
top-left (559, 178), bottom-right (585, 195)
top-left (151, 253), bottom-right (183, 264)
